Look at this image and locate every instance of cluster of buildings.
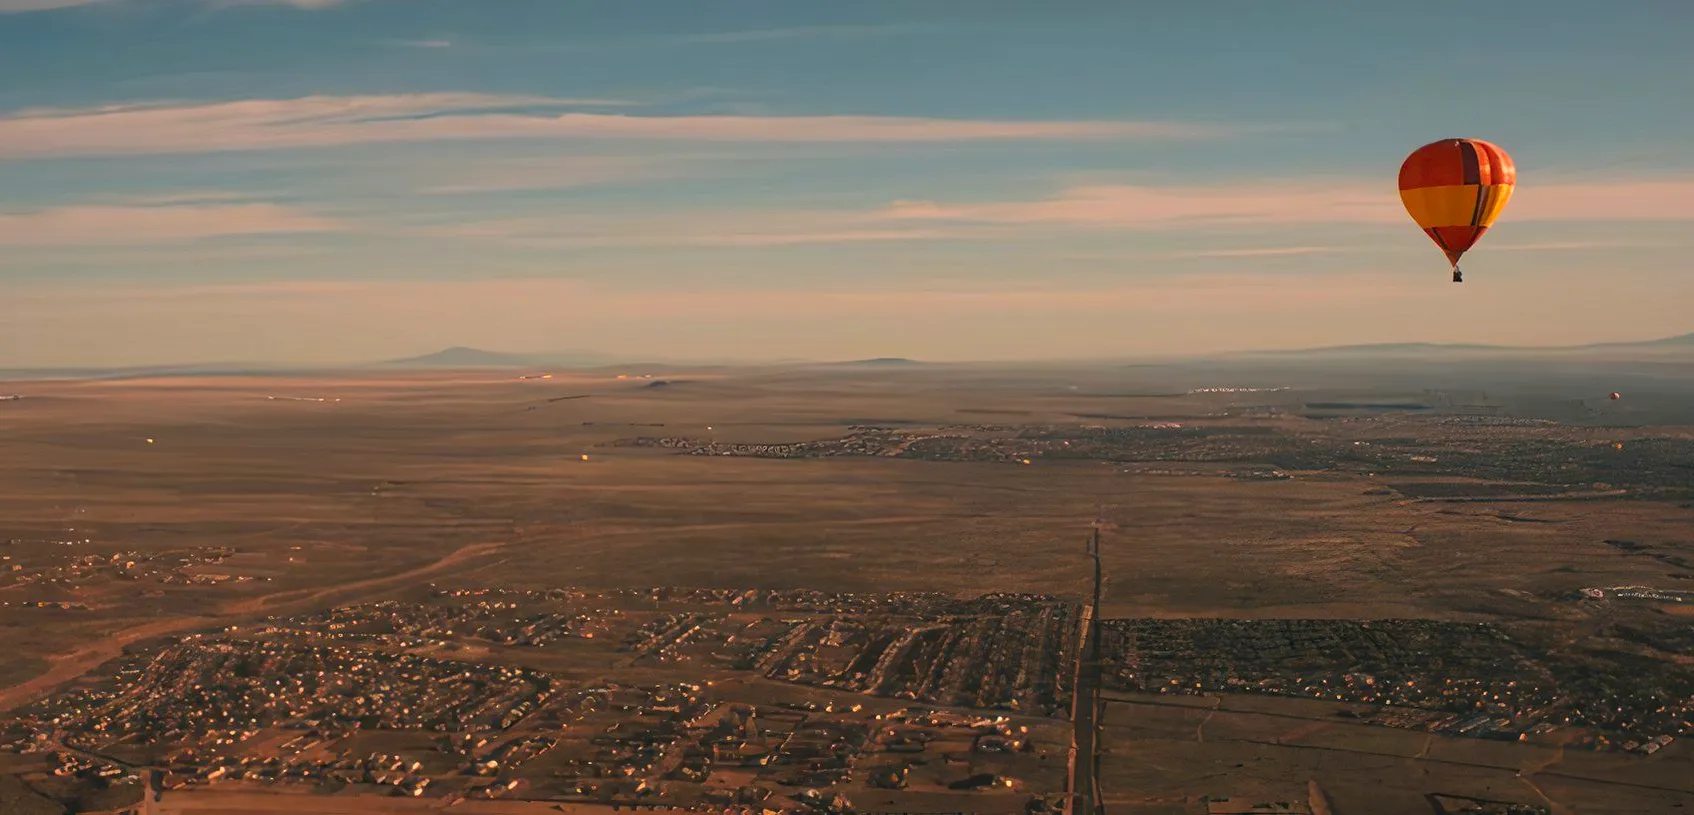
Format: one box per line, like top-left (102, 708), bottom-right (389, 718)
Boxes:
top-left (1100, 618), bottom-right (1694, 746)
top-left (756, 603), bottom-right (1078, 716)
top-left (1115, 466), bottom-right (1291, 480)
top-left (1103, 618), bottom-right (1552, 705)
top-left (0, 600), bottom-right (91, 610)
top-left (0, 543), bottom-right (238, 591)
top-left (1428, 792), bottom-right (1553, 814)
top-left (1581, 586), bottom-right (1694, 604)
top-left (0, 589), bottom-right (1073, 813)
top-left (1316, 425), bottom-right (1694, 496)
top-left (46, 751), bottom-right (132, 783)
top-left (609, 417), bottom-right (1694, 501)
top-left (289, 598), bottom-right (620, 647)
top-left (437, 585), bottom-right (1025, 619)
top-left (11, 635), bottom-right (557, 754)
top-left (11, 578), bottom-right (1694, 812)
top-left (163, 749), bottom-right (435, 797)
top-left (615, 423), bottom-right (1316, 469)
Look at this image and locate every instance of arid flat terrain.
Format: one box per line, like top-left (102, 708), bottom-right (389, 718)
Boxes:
top-left (2, 365), bottom-right (1691, 814)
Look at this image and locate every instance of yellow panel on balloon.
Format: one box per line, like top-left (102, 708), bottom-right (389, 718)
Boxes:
top-left (1399, 184), bottom-right (1484, 229)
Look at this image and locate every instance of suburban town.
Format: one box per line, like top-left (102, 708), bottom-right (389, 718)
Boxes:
top-left (2, 582), bottom-right (1689, 812)
top-left (1, 588), bottom-right (1080, 813)
top-left (611, 418), bottom-right (1694, 501)
top-left (1098, 618), bottom-right (1694, 750)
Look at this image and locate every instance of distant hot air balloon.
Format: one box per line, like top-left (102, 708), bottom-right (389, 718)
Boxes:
top-left (1398, 138), bottom-right (1516, 283)
top-left (1610, 392), bottom-right (1621, 400)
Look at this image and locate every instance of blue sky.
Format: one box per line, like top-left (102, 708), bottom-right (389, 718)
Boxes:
top-left (2, 0), bottom-right (1691, 365)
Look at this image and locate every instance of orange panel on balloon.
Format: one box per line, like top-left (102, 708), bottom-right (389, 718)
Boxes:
top-left (1399, 141), bottom-right (1469, 189)
top-left (1469, 140), bottom-right (1516, 187)
top-left (1399, 138), bottom-right (1516, 191)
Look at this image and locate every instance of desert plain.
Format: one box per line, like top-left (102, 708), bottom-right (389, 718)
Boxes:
top-left (1, 359), bottom-right (1691, 814)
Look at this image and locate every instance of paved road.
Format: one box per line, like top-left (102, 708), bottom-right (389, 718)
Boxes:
top-left (1066, 519), bottom-right (1106, 815)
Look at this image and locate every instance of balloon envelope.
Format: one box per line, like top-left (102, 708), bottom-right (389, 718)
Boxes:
top-left (1398, 139), bottom-right (1516, 268)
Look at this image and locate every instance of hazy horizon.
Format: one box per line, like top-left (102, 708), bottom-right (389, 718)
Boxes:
top-left (7, 326), bottom-right (1694, 374)
top-left (3, 1), bottom-right (1692, 367)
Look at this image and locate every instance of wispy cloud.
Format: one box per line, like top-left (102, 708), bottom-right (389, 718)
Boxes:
top-left (1164, 246), bottom-right (1338, 259)
top-left (438, 23), bottom-right (925, 55)
top-left (431, 173), bottom-right (1694, 252)
top-left (436, 185), bottom-right (1358, 250)
top-left (876, 184), bottom-right (1402, 228)
top-left (0, 0), bottom-right (350, 10)
top-left (874, 178), bottom-right (1694, 230)
top-left (438, 223), bottom-right (964, 249)
top-left (1508, 181), bottom-right (1694, 222)
top-left (0, 203), bottom-right (341, 246)
top-left (432, 206), bottom-right (978, 249)
top-left (0, 0), bottom-right (105, 11)
top-left (14, 272), bottom-right (1432, 318)
top-left (84, 190), bottom-right (283, 207)
top-left (0, 242), bottom-right (324, 266)
top-left (0, 94), bottom-right (1242, 160)
top-left (1485, 240), bottom-right (1651, 252)
top-left (667, 24), bottom-right (923, 45)
top-left (418, 155), bottom-right (683, 195)
top-left (681, 229), bottom-right (961, 247)
top-left (204, 0), bottom-right (354, 9)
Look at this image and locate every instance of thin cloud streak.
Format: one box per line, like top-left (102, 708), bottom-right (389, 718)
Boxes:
top-left (1510, 181), bottom-right (1694, 221)
top-left (879, 184), bottom-right (1405, 228)
top-left (419, 155), bottom-right (685, 195)
top-left (0, 0), bottom-right (105, 11)
top-left (671, 24), bottom-right (923, 45)
top-left (0, 203), bottom-right (342, 246)
top-left (13, 273), bottom-right (1431, 316)
top-left (685, 229), bottom-right (961, 247)
top-left (1165, 246), bottom-right (1337, 258)
top-left (876, 178), bottom-right (1694, 229)
top-left (0, 0), bottom-right (351, 10)
top-left (205, 0), bottom-right (354, 9)
top-left (85, 190), bottom-right (283, 207)
top-left (431, 177), bottom-right (1694, 252)
top-left (0, 94), bottom-right (1246, 160)
top-left (431, 206), bottom-right (984, 248)
top-left (442, 23), bottom-right (932, 55)
top-left (1486, 241), bottom-right (1657, 252)
top-left (0, 243), bottom-right (324, 266)
top-left (436, 215), bottom-right (971, 248)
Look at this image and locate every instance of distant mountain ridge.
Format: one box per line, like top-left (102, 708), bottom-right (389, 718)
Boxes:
top-left (834, 357), bottom-right (923, 366)
top-left (1588, 332), bottom-right (1694, 348)
top-left (1235, 332), bottom-right (1694, 357)
top-left (376, 347), bottom-right (542, 368)
top-left (3, 332), bottom-right (1691, 381)
top-left (374, 347), bottom-right (618, 369)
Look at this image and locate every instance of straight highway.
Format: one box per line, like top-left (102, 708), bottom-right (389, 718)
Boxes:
top-left (1066, 514), bottom-right (1106, 815)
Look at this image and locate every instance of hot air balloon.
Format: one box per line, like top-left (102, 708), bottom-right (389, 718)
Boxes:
top-left (1398, 139), bottom-right (1516, 283)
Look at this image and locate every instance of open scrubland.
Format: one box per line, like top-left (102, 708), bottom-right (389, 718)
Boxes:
top-left (2, 360), bottom-right (1692, 814)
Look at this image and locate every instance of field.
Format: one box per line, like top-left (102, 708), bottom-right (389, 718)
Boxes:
top-left (2, 363), bottom-right (1692, 814)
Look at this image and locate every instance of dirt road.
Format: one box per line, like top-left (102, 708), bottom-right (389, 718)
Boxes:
top-left (0, 540), bottom-right (506, 713)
